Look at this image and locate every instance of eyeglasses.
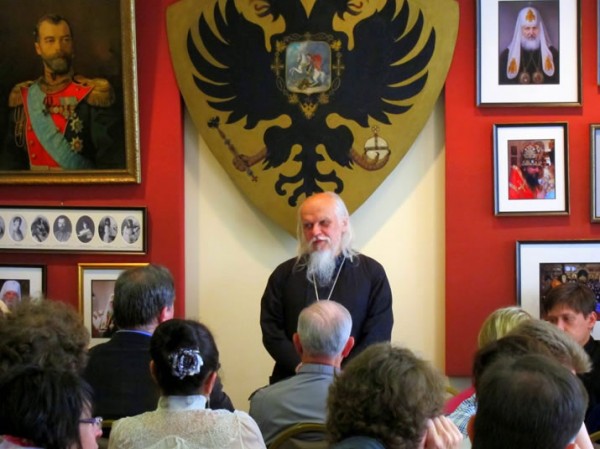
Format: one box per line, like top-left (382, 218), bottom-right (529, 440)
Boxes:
top-left (79, 417), bottom-right (103, 427)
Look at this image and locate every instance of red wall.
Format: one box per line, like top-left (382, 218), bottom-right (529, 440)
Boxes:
top-left (445, 0), bottom-right (600, 374)
top-left (0, 0), bottom-right (185, 316)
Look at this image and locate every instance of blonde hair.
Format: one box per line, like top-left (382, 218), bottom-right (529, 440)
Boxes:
top-left (477, 306), bottom-right (532, 348)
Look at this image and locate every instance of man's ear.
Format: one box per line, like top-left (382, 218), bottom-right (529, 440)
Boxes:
top-left (341, 336), bottom-right (355, 358)
top-left (587, 311), bottom-right (597, 331)
top-left (158, 305), bottom-right (174, 324)
top-left (293, 333), bottom-right (303, 356)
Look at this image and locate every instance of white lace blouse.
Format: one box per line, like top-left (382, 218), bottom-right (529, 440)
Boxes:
top-left (108, 395), bottom-right (266, 449)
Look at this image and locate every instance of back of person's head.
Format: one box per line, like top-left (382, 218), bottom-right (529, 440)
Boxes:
top-left (508, 319), bottom-right (591, 374)
top-left (473, 354), bottom-right (587, 449)
top-left (541, 282), bottom-right (597, 317)
top-left (113, 264), bottom-right (175, 329)
top-left (0, 299), bottom-right (89, 376)
top-left (477, 306), bottom-right (532, 348)
top-left (472, 334), bottom-right (552, 391)
top-left (297, 301), bottom-right (352, 357)
top-left (0, 365), bottom-right (93, 449)
top-left (327, 342), bottom-right (445, 449)
top-left (150, 319), bottom-right (219, 396)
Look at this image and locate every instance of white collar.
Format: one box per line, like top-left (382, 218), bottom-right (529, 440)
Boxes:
top-left (157, 395), bottom-right (207, 411)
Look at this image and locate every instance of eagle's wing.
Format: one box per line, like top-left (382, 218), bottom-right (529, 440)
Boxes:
top-left (187, 0), bottom-right (287, 129)
top-left (334, 0), bottom-right (436, 127)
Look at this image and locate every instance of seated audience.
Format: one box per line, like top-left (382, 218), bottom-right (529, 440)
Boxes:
top-left (472, 354), bottom-right (587, 449)
top-left (446, 306), bottom-right (531, 419)
top-left (83, 264), bottom-right (233, 428)
top-left (0, 299), bottom-right (89, 375)
top-left (0, 366), bottom-right (102, 449)
top-left (465, 321), bottom-right (593, 449)
top-left (108, 319), bottom-right (265, 449)
top-left (541, 282), bottom-right (600, 432)
top-left (249, 300), bottom-right (354, 444)
top-left (327, 342), bottom-right (462, 449)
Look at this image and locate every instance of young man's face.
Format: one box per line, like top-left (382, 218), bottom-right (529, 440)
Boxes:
top-left (545, 304), bottom-right (597, 346)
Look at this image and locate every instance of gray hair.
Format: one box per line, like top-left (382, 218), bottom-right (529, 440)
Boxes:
top-left (295, 192), bottom-right (357, 260)
top-left (297, 301), bottom-right (352, 357)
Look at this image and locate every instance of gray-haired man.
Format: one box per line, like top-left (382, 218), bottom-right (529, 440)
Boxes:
top-left (250, 300), bottom-right (354, 444)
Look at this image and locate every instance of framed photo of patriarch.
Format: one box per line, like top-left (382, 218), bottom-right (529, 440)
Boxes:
top-left (494, 123), bottom-right (569, 216)
top-left (477, 0), bottom-right (581, 106)
top-left (0, 264), bottom-right (45, 314)
top-left (0, 0), bottom-right (140, 184)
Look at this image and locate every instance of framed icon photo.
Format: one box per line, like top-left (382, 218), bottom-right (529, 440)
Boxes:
top-left (79, 263), bottom-right (148, 345)
top-left (494, 123), bottom-right (569, 216)
top-left (477, 0), bottom-right (581, 106)
top-left (0, 0), bottom-right (140, 184)
top-left (0, 264), bottom-right (45, 311)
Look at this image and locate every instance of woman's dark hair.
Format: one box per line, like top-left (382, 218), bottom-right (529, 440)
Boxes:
top-left (150, 319), bottom-right (219, 395)
top-left (0, 366), bottom-right (92, 449)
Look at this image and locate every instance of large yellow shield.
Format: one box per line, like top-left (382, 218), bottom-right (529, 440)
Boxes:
top-left (167, 0), bottom-right (458, 234)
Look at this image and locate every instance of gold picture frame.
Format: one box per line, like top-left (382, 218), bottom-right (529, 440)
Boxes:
top-left (0, 0), bottom-right (140, 184)
top-left (78, 263), bottom-right (148, 345)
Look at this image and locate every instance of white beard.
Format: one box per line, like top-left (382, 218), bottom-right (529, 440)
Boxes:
top-left (521, 35), bottom-right (541, 51)
top-left (306, 248), bottom-right (337, 286)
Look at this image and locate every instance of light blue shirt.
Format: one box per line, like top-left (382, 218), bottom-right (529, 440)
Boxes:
top-left (448, 393), bottom-right (476, 436)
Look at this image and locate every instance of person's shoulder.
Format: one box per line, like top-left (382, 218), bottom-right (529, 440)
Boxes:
top-left (88, 340), bottom-right (110, 354)
top-left (250, 379), bottom-right (287, 404)
top-left (232, 410), bottom-right (264, 432)
top-left (270, 257), bottom-right (299, 275)
top-left (7, 81), bottom-right (34, 107)
top-left (111, 413), bottom-right (145, 436)
top-left (353, 253), bottom-right (385, 269)
top-left (73, 75), bottom-right (115, 107)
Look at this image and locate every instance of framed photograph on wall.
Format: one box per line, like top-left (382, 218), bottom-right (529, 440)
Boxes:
top-left (0, 0), bottom-right (140, 184)
top-left (494, 123), bottom-right (569, 216)
top-left (590, 124), bottom-right (600, 222)
top-left (0, 206), bottom-right (146, 253)
top-left (517, 240), bottom-right (600, 339)
top-left (477, 0), bottom-right (581, 106)
top-left (78, 263), bottom-right (148, 345)
top-left (0, 264), bottom-right (45, 312)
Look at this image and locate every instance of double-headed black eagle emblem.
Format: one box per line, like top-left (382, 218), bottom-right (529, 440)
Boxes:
top-left (186, 0), bottom-right (435, 207)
